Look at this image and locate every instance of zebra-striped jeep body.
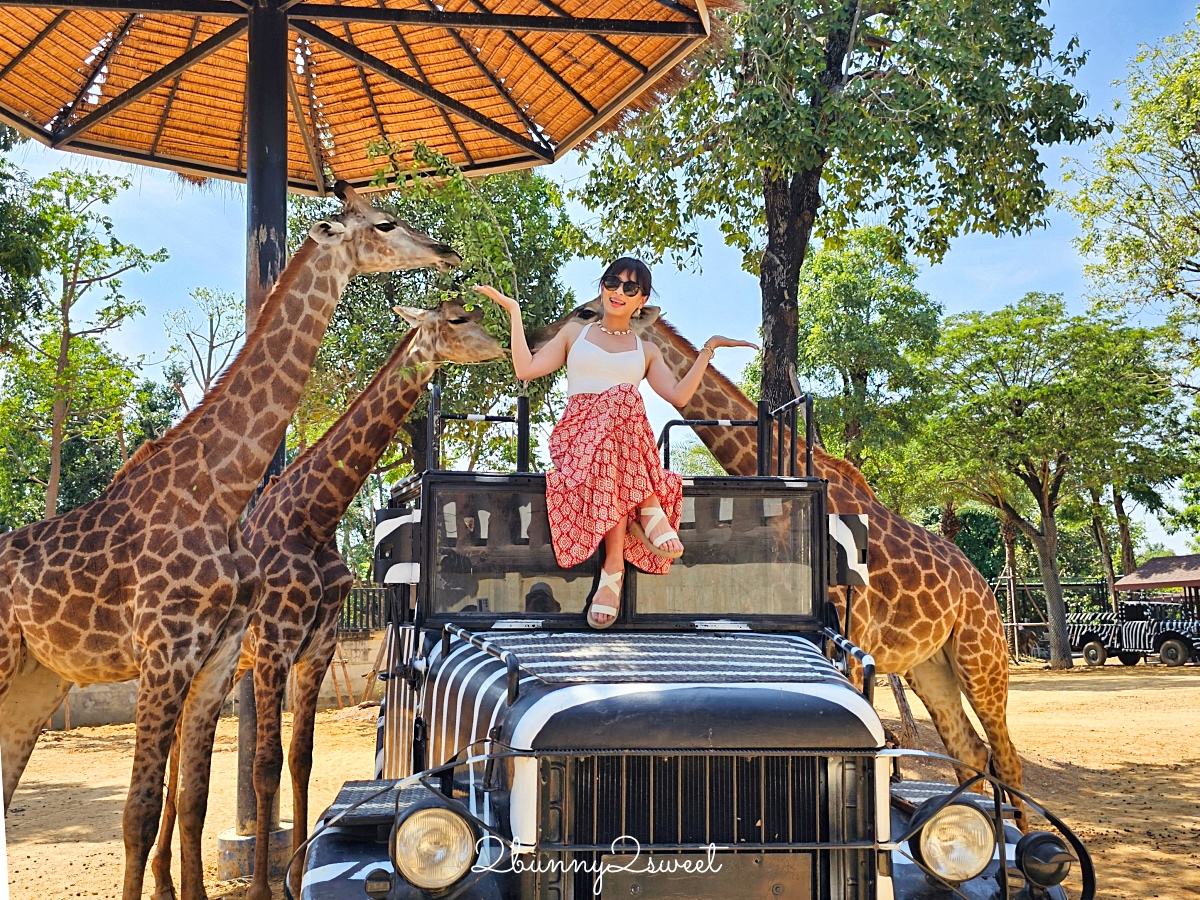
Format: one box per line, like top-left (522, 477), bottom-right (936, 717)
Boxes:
top-left (301, 470), bottom-right (1093, 900)
top-left (1068, 599), bottom-right (1200, 666)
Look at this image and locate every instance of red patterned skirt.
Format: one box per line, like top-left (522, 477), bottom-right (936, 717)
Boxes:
top-left (546, 384), bottom-right (683, 574)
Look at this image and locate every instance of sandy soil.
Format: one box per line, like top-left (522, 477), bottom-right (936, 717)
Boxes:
top-left (6, 664), bottom-right (1198, 899)
top-left (877, 663), bottom-right (1200, 900)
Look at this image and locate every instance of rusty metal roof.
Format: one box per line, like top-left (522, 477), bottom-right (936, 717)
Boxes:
top-left (1114, 554), bottom-right (1200, 592)
top-left (0, 0), bottom-right (719, 191)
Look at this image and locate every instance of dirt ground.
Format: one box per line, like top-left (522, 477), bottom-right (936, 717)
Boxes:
top-left (6, 663), bottom-right (1199, 899)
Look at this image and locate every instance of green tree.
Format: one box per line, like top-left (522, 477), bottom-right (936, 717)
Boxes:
top-left (927, 293), bottom-right (1178, 668)
top-left (1067, 17), bottom-right (1200, 364)
top-left (288, 151), bottom-right (579, 480)
top-left (0, 159), bottom-right (50, 344)
top-left (164, 287), bottom-right (244, 405)
top-left (0, 334), bottom-right (136, 525)
top-left (574, 0), bottom-right (1100, 409)
top-left (791, 227), bottom-right (939, 471)
top-left (9, 170), bottom-right (167, 518)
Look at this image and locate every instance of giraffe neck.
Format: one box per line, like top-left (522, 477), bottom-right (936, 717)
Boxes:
top-left (171, 239), bottom-right (353, 514)
top-left (646, 320), bottom-right (877, 503)
top-left (251, 330), bottom-right (437, 543)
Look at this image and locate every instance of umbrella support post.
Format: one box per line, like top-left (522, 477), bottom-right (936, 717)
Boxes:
top-left (222, 0), bottom-right (294, 882)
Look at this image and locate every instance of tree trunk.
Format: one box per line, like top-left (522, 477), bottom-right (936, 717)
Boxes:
top-left (888, 674), bottom-right (919, 749)
top-left (1027, 511), bottom-right (1072, 669)
top-left (1088, 487), bottom-right (1118, 612)
top-left (756, 2), bottom-right (858, 409)
top-left (404, 417), bottom-right (429, 474)
top-left (759, 168), bottom-right (819, 410)
top-left (842, 371), bottom-right (868, 469)
top-left (1001, 515), bottom-right (1019, 657)
top-left (940, 501), bottom-right (962, 542)
top-left (45, 398), bottom-right (66, 520)
top-left (1112, 487), bottom-right (1137, 575)
top-left (46, 308), bottom-right (71, 520)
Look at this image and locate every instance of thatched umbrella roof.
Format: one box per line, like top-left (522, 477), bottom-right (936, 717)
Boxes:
top-left (0, 0), bottom-right (716, 192)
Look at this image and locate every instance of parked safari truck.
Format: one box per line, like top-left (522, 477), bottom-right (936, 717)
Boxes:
top-left (299, 393), bottom-right (1094, 900)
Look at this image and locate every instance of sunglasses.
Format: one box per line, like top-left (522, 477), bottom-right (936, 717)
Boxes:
top-left (601, 275), bottom-right (645, 297)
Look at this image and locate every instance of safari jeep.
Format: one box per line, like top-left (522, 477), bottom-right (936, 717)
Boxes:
top-left (300, 393), bottom-right (1094, 900)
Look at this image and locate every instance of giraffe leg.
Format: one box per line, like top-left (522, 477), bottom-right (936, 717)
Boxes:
top-left (286, 552), bottom-right (350, 898)
top-left (0, 653), bottom-right (72, 812)
top-left (286, 629), bottom-right (339, 897)
top-left (149, 726), bottom-right (182, 900)
top-left (122, 653), bottom-right (201, 900)
top-left (246, 655), bottom-right (291, 900)
top-left (175, 618), bottom-right (255, 900)
top-left (905, 648), bottom-right (990, 786)
top-left (949, 629), bottom-right (1028, 831)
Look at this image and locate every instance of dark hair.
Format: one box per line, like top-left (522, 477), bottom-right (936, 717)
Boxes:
top-left (600, 257), bottom-right (652, 298)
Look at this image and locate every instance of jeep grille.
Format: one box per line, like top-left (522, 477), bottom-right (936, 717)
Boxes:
top-left (537, 753), bottom-right (874, 899)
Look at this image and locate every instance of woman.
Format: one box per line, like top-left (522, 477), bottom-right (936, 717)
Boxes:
top-left (475, 259), bottom-right (755, 628)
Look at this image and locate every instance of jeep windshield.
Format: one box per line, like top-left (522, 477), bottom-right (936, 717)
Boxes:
top-left (414, 474), bottom-right (824, 627)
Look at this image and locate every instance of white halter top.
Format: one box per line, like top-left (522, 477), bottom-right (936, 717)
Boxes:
top-left (565, 323), bottom-right (646, 397)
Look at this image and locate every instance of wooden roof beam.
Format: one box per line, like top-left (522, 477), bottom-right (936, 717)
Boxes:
top-left (287, 66), bottom-right (326, 194)
top-left (286, 6), bottom-right (704, 36)
top-left (378, 10), bottom-right (476, 166)
top-left (290, 19), bottom-right (554, 162)
top-left (150, 17), bottom-right (201, 154)
top-left (0, 0), bottom-right (245, 14)
top-left (458, 0), bottom-right (596, 117)
top-left (48, 13), bottom-right (138, 135)
top-left (0, 10), bottom-right (70, 83)
top-left (52, 20), bottom-right (247, 147)
top-left (528, 0), bottom-right (647, 75)
top-left (410, 0), bottom-right (554, 156)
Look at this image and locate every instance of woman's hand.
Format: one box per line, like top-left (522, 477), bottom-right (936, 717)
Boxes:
top-left (703, 335), bottom-right (758, 352)
top-left (473, 284), bottom-right (520, 315)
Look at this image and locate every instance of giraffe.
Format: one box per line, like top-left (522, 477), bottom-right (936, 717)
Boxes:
top-left (537, 299), bottom-right (1025, 825)
top-left (150, 300), bottom-right (503, 900)
top-left (0, 181), bottom-right (461, 900)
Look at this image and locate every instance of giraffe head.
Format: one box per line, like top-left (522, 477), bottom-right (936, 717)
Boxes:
top-left (308, 181), bottom-right (462, 274)
top-left (394, 299), bottom-right (505, 364)
top-left (531, 296), bottom-right (661, 350)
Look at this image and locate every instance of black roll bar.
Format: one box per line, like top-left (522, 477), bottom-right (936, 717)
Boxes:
top-left (656, 394), bottom-right (816, 478)
top-left (656, 418), bottom-right (756, 469)
top-left (761, 393), bottom-right (814, 478)
top-left (427, 384), bottom-right (532, 471)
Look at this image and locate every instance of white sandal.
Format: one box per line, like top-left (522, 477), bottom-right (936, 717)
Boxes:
top-left (629, 504), bottom-right (684, 560)
top-left (587, 566), bottom-right (624, 630)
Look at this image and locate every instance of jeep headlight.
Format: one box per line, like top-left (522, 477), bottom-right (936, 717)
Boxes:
top-left (908, 800), bottom-right (994, 883)
top-left (392, 807), bottom-right (476, 890)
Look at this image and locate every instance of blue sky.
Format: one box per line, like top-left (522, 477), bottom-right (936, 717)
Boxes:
top-left (9, 0), bottom-right (1198, 550)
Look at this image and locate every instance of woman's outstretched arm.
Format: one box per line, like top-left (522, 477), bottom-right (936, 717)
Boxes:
top-left (644, 336), bottom-right (758, 407)
top-left (473, 284), bottom-right (571, 381)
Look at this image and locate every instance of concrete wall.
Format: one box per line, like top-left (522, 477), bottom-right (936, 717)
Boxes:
top-left (47, 630), bottom-right (387, 730)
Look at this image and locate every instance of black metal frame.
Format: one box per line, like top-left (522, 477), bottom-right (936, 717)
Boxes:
top-left (656, 394), bottom-right (815, 478)
top-left (426, 383), bottom-right (531, 473)
top-left (391, 470), bottom-right (830, 634)
top-left (823, 627), bottom-right (875, 704)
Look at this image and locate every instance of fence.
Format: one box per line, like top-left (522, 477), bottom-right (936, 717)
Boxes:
top-left (338, 586), bottom-right (388, 633)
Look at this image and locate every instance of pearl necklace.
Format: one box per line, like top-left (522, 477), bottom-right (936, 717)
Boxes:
top-left (598, 323), bottom-right (633, 336)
